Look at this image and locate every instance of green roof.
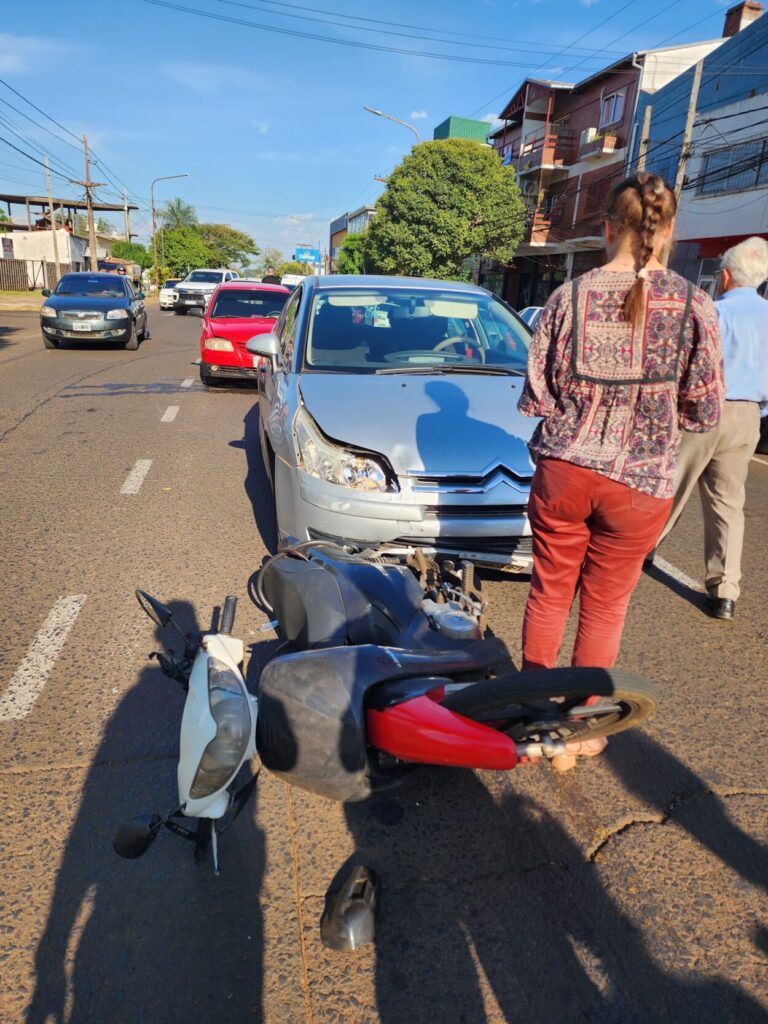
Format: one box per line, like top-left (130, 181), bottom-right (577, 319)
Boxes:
top-left (432, 116), bottom-right (490, 142)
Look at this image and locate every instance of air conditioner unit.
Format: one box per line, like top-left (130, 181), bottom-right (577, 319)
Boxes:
top-left (523, 180), bottom-right (538, 196)
top-left (580, 127), bottom-right (598, 149)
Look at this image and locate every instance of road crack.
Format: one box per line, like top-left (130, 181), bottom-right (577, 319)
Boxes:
top-left (586, 786), bottom-right (768, 861)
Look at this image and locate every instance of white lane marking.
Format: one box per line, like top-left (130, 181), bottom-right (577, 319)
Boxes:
top-left (0, 595), bottom-right (87, 721)
top-left (120, 459), bottom-right (152, 495)
top-left (181, 377), bottom-right (194, 388)
top-left (652, 555), bottom-right (703, 592)
top-left (752, 456), bottom-right (767, 465)
top-left (161, 405), bottom-right (179, 423)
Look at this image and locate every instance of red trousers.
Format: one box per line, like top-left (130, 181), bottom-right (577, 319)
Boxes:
top-left (522, 459), bottom-right (672, 671)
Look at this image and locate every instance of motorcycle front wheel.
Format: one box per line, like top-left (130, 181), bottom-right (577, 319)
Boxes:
top-left (440, 666), bottom-right (657, 746)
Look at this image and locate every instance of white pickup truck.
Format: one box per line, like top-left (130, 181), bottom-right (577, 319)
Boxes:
top-left (172, 268), bottom-right (239, 314)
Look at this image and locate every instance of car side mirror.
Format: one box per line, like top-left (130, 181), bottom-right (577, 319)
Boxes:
top-left (136, 291), bottom-right (144, 300)
top-left (42, 288), bottom-right (51, 297)
top-left (246, 332), bottom-right (281, 363)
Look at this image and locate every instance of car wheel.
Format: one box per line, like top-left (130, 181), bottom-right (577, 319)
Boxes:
top-left (124, 322), bottom-right (139, 350)
top-left (138, 318), bottom-right (149, 341)
top-left (42, 334), bottom-right (59, 350)
top-left (199, 365), bottom-right (217, 387)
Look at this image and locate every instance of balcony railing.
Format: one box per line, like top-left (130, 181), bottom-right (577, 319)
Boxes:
top-left (579, 133), bottom-right (622, 161)
top-left (519, 125), bottom-right (576, 174)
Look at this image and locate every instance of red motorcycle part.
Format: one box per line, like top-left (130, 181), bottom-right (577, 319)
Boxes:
top-left (366, 695), bottom-right (519, 770)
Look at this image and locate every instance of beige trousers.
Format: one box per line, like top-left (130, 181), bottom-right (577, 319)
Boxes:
top-left (659, 401), bottom-right (761, 600)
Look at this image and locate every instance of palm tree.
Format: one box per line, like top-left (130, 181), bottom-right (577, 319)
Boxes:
top-left (160, 197), bottom-right (197, 230)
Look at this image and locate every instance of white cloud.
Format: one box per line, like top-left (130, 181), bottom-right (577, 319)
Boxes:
top-left (0, 33), bottom-right (75, 74)
top-left (164, 62), bottom-right (265, 93)
top-left (252, 121), bottom-right (269, 135)
top-left (481, 113), bottom-right (500, 124)
top-left (283, 213), bottom-right (317, 225)
top-left (410, 110), bottom-right (428, 120)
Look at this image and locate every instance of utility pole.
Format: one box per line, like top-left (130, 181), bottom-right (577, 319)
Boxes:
top-left (637, 104), bottom-right (653, 173)
top-left (674, 61), bottom-right (703, 199)
top-left (123, 191), bottom-right (131, 241)
top-left (44, 156), bottom-right (61, 282)
top-left (73, 135), bottom-right (107, 272)
top-left (150, 173), bottom-right (189, 285)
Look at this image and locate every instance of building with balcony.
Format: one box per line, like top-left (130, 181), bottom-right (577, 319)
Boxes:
top-left (628, 2), bottom-right (767, 294)
top-left (487, 38), bottom-right (722, 308)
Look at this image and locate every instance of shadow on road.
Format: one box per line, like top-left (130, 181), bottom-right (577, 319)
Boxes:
top-left (59, 378), bottom-right (199, 398)
top-left (231, 402), bottom-right (278, 555)
top-left (605, 731), bottom-right (768, 895)
top-left (343, 767), bottom-right (768, 1023)
top-left (0, 323), bottom-right (24, 349)
top-left (25, 602), bottom-right (266, 1024)
top-left (642, 561), bottom-right (706, 611)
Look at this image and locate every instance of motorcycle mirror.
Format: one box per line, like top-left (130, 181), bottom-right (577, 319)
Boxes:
top-left (135, 589), bottom-right (172, 628)
top-left (113, 813), bottom-right (163, 859)
top-left (320, 864), bottom-right (378, 951)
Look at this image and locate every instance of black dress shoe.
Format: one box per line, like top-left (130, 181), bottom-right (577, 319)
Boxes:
top-left (706, 596), bottom-right (735, 620)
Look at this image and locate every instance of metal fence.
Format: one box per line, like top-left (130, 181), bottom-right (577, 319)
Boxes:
top-left (0, 259), bottom-right (72, 291)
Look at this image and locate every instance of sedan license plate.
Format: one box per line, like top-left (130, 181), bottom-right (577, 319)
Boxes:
top-left (185, 297), bottom-right (198, 304)
top-left (71, 322), bottom-right (93, 331)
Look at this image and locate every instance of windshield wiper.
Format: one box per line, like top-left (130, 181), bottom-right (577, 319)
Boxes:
top-left (375, 363), bottom-right (522, 376)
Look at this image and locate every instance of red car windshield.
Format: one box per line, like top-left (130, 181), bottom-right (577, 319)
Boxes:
top-left (210, 289), bottom-right (287, 319)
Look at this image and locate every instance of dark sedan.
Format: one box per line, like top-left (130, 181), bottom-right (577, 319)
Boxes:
top-left (40, 272), bottom-right (149, 351)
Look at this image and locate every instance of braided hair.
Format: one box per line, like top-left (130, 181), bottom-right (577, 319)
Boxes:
top-left (604, 172), bottom-right (677, 328)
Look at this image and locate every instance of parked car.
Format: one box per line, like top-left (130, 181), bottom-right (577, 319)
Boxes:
top-left (159, 278), bottom-right (181, 310)
top-left (40, 272), bottom-right (148, 351)
top-left (249, 275), bottom-right (535, 571)
top-left (518, 306), bottom-right (543, 331)
top-left (280, 273), bottom-right (307, 290)
top-left (196, 280), bottom-right (290, 387)
top-left (172, 268), bottom-right (239, 314)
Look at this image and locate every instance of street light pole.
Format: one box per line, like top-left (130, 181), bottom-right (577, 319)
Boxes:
top-left (363, 106), bottom-right (421, 145)
top-left (151, 173), bottom-right (190, 283)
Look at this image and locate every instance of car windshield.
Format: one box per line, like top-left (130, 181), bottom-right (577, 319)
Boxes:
top-left (210, 289), bottom-right (287, 319)
top-left (163, 280), bottom-right (180, 288)
top-left (54, 275), bottom-right (126, 298)
top-left (303, 287), bottom-right (530, 375)
top-left (186, 271), bottom-right (222, 283)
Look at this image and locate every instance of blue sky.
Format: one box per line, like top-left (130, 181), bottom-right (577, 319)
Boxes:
top-left (0, 0), bottom-right (732, 260)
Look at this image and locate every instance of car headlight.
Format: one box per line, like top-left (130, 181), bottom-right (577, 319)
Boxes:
top-left (204, 337), bottom-right (234, 352)
top-left (190, 658), bottom-right (251, 799)
top-left (106, 309), bottom-right (129, 319)
top-left (294, 406), bottom-right (397, 492)
top-left (41, 306), bottom-right (57, 318)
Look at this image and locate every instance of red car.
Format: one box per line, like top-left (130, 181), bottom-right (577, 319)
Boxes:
top-left (198, 281), bottom-right (290, 387)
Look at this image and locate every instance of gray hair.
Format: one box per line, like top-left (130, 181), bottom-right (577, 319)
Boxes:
top-left (721, 236), bottom-right (768, 288)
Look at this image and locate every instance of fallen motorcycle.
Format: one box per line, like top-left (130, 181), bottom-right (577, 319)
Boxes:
top-left (254, 542), bottom-right (658, 802)
top-left (114, 543), bottom-right (658, 876)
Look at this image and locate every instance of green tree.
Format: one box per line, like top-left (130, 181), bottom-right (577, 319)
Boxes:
top-left (257, 246), bottom-right (284, 275)
top-left (278, 260), bottom-right (312, 277)
top-left (160, 197), bottom-right (198, 231)
top-left (111, 240), bottom-right (152, 269)
top-left (74, 213), bottom-right (88, 236)
top-left (96, 217), bottom-right (112, 234)
top-left (336, 231), bottom-right (369, 275)
top-left (365, 139), bottom-right (525, 279)
top-left (197, 223), bottom-right (258, 269)
top-left (162, 226), bottom-right (213, 277)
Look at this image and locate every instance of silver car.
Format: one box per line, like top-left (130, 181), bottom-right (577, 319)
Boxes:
top-left (247, 275), bottom-right (536, 572)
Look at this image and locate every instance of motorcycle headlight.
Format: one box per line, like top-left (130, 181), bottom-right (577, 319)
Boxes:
top-left (106, 308), bottom-right (129, 319)
top-left (41, 306), bottom-right (57, 318)
top-left (204, 337), bottom-right (234, 351)
top-left (189, 658), bottom-right (251, 799)
top-left (294, 406), bottom-right (397, 493)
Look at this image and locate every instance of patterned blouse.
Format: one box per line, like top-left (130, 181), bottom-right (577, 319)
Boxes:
top-left (518, 267), bottom-right (724, 498)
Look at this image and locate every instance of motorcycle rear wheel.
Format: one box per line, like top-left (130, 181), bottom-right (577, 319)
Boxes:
top-left (440, 666), bottom-right (657, 745)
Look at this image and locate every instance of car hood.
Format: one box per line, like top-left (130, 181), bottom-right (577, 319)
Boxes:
top-left (179, 281), bottom-right (218, 291)
top-left (45, 294), bottom-right (128, 311)
top-left (207, 318), bottom-right (277, 343)
top-left (299, 372), bottom-right (536, 478)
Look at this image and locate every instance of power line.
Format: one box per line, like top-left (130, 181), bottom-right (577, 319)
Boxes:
top-left (0, 136), bottom-right (79, 183)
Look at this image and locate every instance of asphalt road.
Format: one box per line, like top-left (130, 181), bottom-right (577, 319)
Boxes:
top-left (1, 306), bottom-right (767, 1024)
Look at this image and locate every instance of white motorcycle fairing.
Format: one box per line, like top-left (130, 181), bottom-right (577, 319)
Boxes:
top-left (177, 633), bottom-right (257, 819)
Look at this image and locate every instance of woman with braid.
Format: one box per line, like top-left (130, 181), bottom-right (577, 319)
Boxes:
top-left (518, 173), bottom-right (723, 770)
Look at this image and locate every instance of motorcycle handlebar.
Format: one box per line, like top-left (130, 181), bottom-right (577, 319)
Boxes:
top-left (220, 595), bottom-right (237, 636)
